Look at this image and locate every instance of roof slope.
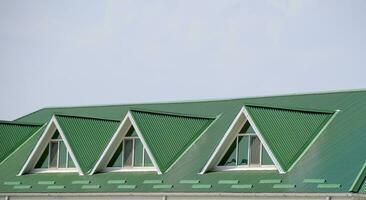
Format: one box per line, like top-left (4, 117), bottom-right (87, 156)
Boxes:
top-left (130, 110), bottom-right (215, 172)
top-left (55, 115), bottom-right (120, 174)
top-left (0, 90), bottom-right (366, 193)
top-left (0, 121), bottom-right (41, 164)
top-left (245, 105), bottom-right (334, 171)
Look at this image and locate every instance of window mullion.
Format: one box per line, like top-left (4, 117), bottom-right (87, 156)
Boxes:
top-left (121, 140), bottom-right (124, 167)
top-left (57, 141), bottom-right (60, 168)
top-left (235, 136), bottom-right (239, 166)
top-left (142, 147), bottom-right (145, 167)
top-left (132, 138), bottom-right (135, 167)
top-left (248, 135), bottom-right (251, 166)
top-left (48, 143), bottom-right (51, 168)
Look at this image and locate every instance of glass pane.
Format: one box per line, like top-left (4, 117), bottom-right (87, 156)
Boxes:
top-left (59, 141), bottom-right (67, 168)
top-left (52, 131), bottom-right (61, 139)
top-left (238, 136), bottom-right (249, 165)
top-left (125, 127), bottom-right (138, 137)
top-left (240, 122), bottom-right (255, 133)
top-left (143, 149), bottom-right (153, 167)
top-left (35, 145), bottom-right (49, 168)
top-left (107, 143), bottom-right (123, 167)
top-left (49, 142), bottom-right (58, 168)
top-left (67, 153), bottom-right (75, 168)
top-left (218, 138), bottom-right (237, 166)
top-left (134, 139), bottom-right (143, 167)
top-left (123, 139), bottom-right (133, 167)
top-left (262, 145), bottom-right (274, 165)
top-left (250, 136), bottom-right (260, 165)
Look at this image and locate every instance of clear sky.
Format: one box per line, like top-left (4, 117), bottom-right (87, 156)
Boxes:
top-left (0, 0), bottom-right (365, 120)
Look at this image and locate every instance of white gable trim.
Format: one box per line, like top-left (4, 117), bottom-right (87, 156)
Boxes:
top-left (200, 106), bottom-right (283, 174)
top-left (90, 111), bottom-right (161, 175)
top-left (17, 116), bottom-right (84, 176)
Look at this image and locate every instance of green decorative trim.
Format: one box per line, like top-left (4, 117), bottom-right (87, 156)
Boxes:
top-left (72, 180), bottom-right (91, 184)
top-left (153, 184), bottom-right (173, 189)
top-left (317, 184), bottom-right (341, 189)
top-left (273, 184), bottom-right (296, 188)
top-left (38, 181), bottom-right (55, 185)
top-left (107, 180), bottom-right (126, 184)
top-left (303, 179), bottom-right (326, 183)
top-left (218, 180), bottom-right (239, 184)
top-left (118, 185), bottom-right (136, 189)
top-left (13, 185), bottom-right (31, 189)
top-left (259, 179), bottom-right (282, 184)
top-left (81, 185), bottom-right (100, 189)
top-left (179, 180), bottom-right (200, 184)
top-left (143, 180), bottom-right (163, 184)
top-left (4, 181), bottom-right (21, 185)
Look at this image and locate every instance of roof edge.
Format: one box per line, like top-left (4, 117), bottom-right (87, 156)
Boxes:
top-left (245, 104), bottom-right (337, 114)
top-left (129, 108), bottom-right (217, 120)
top-left (0, 120), bottom-right (43, 126)
top-left (53, 113), bottom-right (121, 122)
top-left (15, 88), bottom-right (366, 117)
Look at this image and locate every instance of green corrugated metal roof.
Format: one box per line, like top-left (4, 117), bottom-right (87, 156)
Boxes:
top-left (0, 122), bottom-right (41, 164)
top-left (0, 90), bottom-right (366, 194)
top-left (130, 110), bottom-right (215, 172)
top-left (55, 115), bottom-right (120, 174)
top-left (245, 105), bottom-right (334, 172)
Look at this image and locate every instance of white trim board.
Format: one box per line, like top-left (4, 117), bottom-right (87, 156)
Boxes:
top-left (17, 116), bottom-right (84, 176)
top-left (90, 111), bottom-right (160, 175)
top-left (200, 106), bottom-right (283, 174)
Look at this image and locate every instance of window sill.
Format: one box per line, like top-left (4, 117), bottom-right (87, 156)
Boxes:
top-left (31, 168), bottom-right (78, 173)
top-left (214, 165), bottom-right (277, 171)
top-left (103, 167), bottom-right (157, 173)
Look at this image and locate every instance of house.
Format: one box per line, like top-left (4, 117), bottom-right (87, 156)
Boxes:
top-left (0, 90), bottom-right (366, 200)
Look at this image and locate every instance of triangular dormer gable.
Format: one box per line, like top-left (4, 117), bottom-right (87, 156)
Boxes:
top-left (91, 111), bottom-right (161, 174)
top-left (18, 116), bottom-right (83, 175)
top-left (201, 105), bottom-right (336, 174)
top-left (200, 106), bottom-right (282, 174)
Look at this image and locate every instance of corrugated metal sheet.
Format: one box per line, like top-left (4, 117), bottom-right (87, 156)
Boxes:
top-left (1, 90), bottom-right (366, 193)
top-left (245, 105), bottom-right (333, 171)
top-left (130, 110), bottom-right (214, 172)
top-left (55, 115), bottom-right (120, 174)
top-left (0, 122), bottom-right (41, 164)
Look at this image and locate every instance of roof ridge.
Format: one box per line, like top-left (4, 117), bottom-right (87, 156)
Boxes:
top-left (17, 88), bottom-right (366, 112)
top-left (129, 108), bottom-right (217, 120)
top-left (0, 120), bottom-right (43, 126)
top-left (245, 104), bottom-right (337, 114)
top-left (53, 113), bottom-right (121, 122)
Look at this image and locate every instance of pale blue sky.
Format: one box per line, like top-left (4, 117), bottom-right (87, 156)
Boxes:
top-left (0, 0), bottom-right (365, 120)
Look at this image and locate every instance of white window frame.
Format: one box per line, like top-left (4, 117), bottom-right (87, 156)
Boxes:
top-left (103, 136), bottom-right (156, 172)
top-left (214, 130), bottom-right (277, 171)
top-left (44, 138), bottom-right (76, 169)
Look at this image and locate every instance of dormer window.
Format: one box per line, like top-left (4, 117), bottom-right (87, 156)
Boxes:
top-left (216, 122), bottom-right (275, 170)
top-left (33, 131), bottom-right (76, 171)
top-left (105, 127), bottom-right (155, 171)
